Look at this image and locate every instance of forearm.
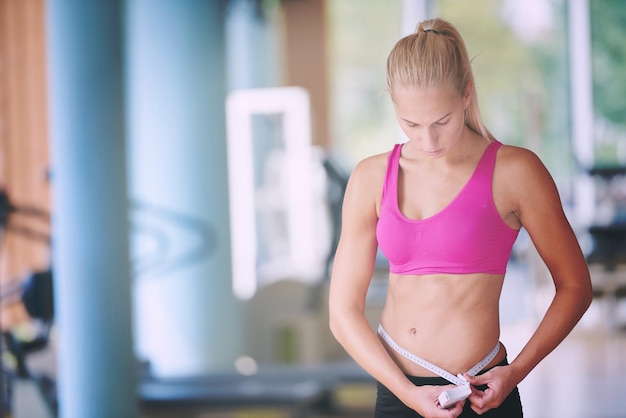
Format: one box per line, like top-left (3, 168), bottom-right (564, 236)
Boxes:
top-left (509, 283), bottom-right (592, 383)
top-left (329, 309), bottom-right (416, 402)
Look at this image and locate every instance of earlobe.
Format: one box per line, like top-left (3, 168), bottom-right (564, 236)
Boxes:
top-left (463, 82), bottom-right (473, 109)
top-left (463, 87), bottom-right (472, 110)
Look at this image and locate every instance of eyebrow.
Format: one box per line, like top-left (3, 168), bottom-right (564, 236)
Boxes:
top-left (401, 112), bottom-right (452, 125)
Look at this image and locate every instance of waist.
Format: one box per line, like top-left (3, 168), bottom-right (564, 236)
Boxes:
top-left (382, 358), bottom-right (510, 388)
top-left (378, 324), bottom-right (503, 384)
top-left (379, 323), bottom-right (507, 378)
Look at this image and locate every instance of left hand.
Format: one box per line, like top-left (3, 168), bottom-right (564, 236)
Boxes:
top-left (462, 365), bottom-right (517, 415)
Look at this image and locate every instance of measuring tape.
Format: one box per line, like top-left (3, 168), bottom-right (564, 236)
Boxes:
top-left (377, 324), bottom-right (500, 386)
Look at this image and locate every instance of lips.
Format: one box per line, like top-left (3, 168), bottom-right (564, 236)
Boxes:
top-left (423, 149), bottom-right (443, 156)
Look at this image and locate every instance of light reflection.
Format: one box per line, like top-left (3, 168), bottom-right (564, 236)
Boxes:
top-left (234, 355), bottom-right (258, 376)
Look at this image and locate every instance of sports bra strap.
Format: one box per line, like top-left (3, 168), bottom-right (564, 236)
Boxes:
top-left (381, 144), bottom-right (402, 203)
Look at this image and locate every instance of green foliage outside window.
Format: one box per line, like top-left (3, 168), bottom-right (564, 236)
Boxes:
top-left (590, 0), bottom-right (626, 166)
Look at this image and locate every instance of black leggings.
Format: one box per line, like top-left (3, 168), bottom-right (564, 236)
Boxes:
top-left (374, 359), bottom-right (523, 418)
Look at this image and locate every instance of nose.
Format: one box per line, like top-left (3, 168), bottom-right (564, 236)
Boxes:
top-left (422, 127), bottom-right (438, 150)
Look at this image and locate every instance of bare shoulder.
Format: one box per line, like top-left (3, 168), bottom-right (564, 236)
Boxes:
top-left (345, 150), bottom-right (391, 207)
top-left (494, 143), bottom-right (563, 224)
top-left (495, 143), bottom-right (555, 192)
top-left (350, 151), bottom-right (389, 182)
top-left (496, 143), bottom-right (546, 173)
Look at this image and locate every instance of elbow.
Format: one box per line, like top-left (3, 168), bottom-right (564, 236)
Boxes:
top-left (328, 306), bottom-right (342, 341)
top-left (583, 283), bottom-right (594, 312)
top-left (556, 265), bottom-right (594, 314)
top-left (582, 270), bottom-right (594, 310)
top-left (573, 274), bottom-right (594, 316)
top-left (328, 303), bottom-right (355, 345)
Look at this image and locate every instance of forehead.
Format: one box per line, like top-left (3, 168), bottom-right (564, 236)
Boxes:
top-left (392, 85), bottom-right (463, 122)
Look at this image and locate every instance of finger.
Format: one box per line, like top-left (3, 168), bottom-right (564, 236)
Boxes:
top-left (463, 373), bottom-right (483, 386)
top-left (470, 394), bottom-right (497, 416)
top-left (468, 389), bottom-right (485, 408)
top-left (470, 389), bottom-right (499, 414)
top-left (469, 383), bottom-right (482, 396)
top-left (440, 401), bottom-right (464, 418)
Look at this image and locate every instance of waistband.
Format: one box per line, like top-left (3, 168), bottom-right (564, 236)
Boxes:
top-left (378, 324), bottom-right (500, 386)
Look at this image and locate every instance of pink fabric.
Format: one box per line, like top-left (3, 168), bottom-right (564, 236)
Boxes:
top-left (376, 140), bottom-right (519, 275)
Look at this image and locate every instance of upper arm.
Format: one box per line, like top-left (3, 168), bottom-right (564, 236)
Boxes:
top-left (329, 158), bottom-right (383, 315)
top-left (505, 147), bottom-right (590, 291)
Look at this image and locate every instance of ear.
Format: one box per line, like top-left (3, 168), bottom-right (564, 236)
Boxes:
top-left (463, 81), bottom-right (473, 109)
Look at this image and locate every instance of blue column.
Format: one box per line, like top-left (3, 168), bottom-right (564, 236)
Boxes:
top-left (46, 1), bottom-right (137, 418)
top-left (568, 0), bottom-right (595, 227)
top-left (226, 0), bottom-right (282, 90)
top-left (126, 0), bottom-right (244, 376)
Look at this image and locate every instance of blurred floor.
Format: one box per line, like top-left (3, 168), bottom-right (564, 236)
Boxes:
top-left (503, 321), bottom-right (626, 418)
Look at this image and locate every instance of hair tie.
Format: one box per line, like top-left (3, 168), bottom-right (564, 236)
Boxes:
top-left (423, 28), bottom-right (439, 34)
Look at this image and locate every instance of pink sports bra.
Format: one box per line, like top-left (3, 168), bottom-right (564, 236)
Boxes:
top-left (376, 140), bottom-right (519, 275)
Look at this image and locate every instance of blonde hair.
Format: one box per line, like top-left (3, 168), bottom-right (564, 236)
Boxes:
top-left (386, 18), bottom-right (494, 141)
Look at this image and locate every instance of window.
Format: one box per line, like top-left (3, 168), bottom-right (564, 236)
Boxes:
top-left (326, 0), bottom-right (404, 166)
top-left (590, 0), bottom-right (626, 166)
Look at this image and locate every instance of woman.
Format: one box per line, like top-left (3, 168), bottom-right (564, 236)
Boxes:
top-left (328, 18), bottom-right (592, 418)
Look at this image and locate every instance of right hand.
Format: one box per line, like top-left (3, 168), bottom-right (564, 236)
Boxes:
top-left (403, 384), bottom-right (466, 418)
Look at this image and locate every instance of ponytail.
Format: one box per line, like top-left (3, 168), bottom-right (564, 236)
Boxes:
top-left (386, 18), bottom-right (494, 141)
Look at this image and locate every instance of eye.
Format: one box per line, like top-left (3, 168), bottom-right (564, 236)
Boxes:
top-left (405, 122), bottom-right (417, 128)
top-left (436, 119), bottom-right (450, 126)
